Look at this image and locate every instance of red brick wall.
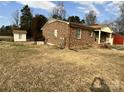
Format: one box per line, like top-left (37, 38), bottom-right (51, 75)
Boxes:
top-left (43, 21), bottom-right (69, 47)
top-left (69, 27), bottom-right (95, 49)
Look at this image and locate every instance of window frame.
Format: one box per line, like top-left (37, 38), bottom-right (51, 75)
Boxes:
top-left (54, 29), bottom-right (58, 37)
top-left (75, 29), bottom-right (82, 39)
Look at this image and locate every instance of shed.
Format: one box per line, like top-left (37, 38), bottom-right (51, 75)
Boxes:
top-left (13, 30), bottom-right (27, 42)
top-left (113, 33), bottom-right (124, 45)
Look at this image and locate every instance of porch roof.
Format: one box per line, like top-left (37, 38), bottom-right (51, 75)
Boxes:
top-left (90, 24), bottom-right (113, 33)
top-left (100, 26), bottom-right (113, 33)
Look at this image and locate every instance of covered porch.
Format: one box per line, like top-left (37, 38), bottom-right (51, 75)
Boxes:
top-left (95, 30), bottom-right (113, 45)
top-left (91, 25), bottom-right (113, 45)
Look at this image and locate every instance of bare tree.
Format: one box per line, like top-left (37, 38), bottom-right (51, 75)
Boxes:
top-left (104, 2), bottom-right (124, 34)
top-left (85, 10), bottom-right (97, 26)
top-left (51, 2), bottom-right (66, 20)
top-left (12, 10), bottom-right (20, 27)
top-left (102, 20), bottom-right (119, 32)
top-left (117, 2), bottom-right (124, 34)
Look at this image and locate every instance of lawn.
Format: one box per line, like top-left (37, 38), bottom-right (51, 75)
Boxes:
top-left (0, 41), bottom-right (124, 92)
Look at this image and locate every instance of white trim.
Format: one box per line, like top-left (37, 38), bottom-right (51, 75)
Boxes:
top-left (98, 30), bottom-right (101, 44)
top-left (94, 26), bottom-right (113, 34)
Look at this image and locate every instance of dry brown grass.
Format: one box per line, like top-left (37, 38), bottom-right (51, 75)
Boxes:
top-left (0, 41), bottom-right (124, 92)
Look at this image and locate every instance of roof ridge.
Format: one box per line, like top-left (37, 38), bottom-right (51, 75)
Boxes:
top-left (48, 18), bottom-right (69, 24)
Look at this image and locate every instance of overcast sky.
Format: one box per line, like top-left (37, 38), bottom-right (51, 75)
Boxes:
top-left (0, 1), bottom-right (121, 27)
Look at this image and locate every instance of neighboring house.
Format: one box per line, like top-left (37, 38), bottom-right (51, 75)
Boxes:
top-left (13, 30), bottom-right (27, 42)
top-left (90, 24), bottom-right (114, 45)
top-left (42, 19), bottom-right (95, 49)
top-left (113, 33), bottom-right (124, 45)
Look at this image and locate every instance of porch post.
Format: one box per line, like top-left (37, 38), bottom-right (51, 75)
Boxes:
top-left (109, 33), bottom-right (112, 38)
top-left (109, 33), bottom-right (112, 45)
top-left (98, 30), bottom-right (101, 44)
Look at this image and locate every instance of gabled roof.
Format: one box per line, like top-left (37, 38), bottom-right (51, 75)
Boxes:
top-left (47, 18), bottom-right (69, 24)
top-left (41, 19), bottom-right (69, 30)
top-left (101, 26), bottom-right (113, 33)
top-left (90, 24), bottom-right (113, 33)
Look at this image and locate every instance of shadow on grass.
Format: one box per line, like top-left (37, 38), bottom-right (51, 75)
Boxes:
top-left (90, 77), bottom-right (111, 92)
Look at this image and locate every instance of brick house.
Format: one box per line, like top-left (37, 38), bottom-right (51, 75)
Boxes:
top-left (42, 19), bottom-right (95, 49)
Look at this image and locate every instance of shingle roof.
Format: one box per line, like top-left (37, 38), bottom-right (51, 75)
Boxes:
top-left (13, 30), bottom-right (27, 34)
top-left (42, 19), bottom-right (94, 31)
top-left (90, 24), bottom-right (103, 29)
top-left (70, 23), bottom-right (94, 30)
top-left (48, 18), bottom-right (69, 24)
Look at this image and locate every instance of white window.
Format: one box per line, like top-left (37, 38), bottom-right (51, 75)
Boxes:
top-left (54, 29), bottom-right (58, 37)
top-left (76, 29), bottom-right (81, 39)
top-left (19, 34), bottom-right (22, 39)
